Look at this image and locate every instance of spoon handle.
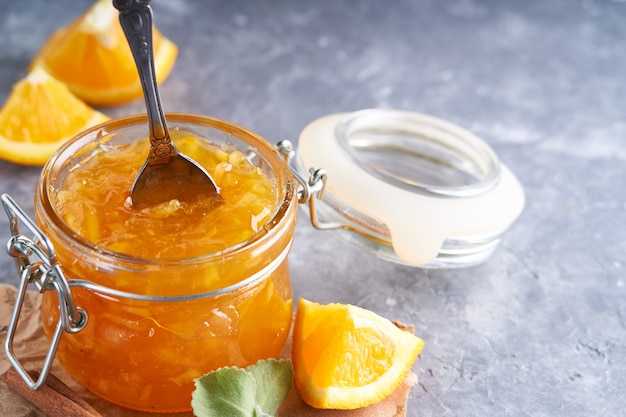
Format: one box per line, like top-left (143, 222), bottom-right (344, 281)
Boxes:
top-left (114, 0), bottom-right (173, 164)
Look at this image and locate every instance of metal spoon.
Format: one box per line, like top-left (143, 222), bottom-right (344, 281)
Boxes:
top-left (114, 0), bottom-right (220, 209)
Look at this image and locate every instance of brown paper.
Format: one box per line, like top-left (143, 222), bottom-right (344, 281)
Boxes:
top-left (1, 283), bottom-right (415, 417)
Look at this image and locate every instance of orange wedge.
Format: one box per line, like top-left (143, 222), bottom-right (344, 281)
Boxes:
top-left (30, 0), bottom-right (178, 106)
top-left (292, 298), bottom-right (424, 410)
top-left (0, 67), bottom-right (109, 166)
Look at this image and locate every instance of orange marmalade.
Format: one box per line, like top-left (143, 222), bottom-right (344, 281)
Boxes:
top-left (36, 114), bottom-right (296, 412)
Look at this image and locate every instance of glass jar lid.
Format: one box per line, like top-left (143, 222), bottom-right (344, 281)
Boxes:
top-left (294, 109), bottom-right (525, 268)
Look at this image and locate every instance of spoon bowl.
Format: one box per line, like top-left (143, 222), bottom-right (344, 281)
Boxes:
top-left (114, 0), bottom-right (221, 209)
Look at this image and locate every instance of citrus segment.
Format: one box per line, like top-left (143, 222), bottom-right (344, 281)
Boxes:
top-left (30, 0), bottom-right (178, 106)
top-left (292, 298), bottom-right (424, 410)
top-left (0, 67), bottom-right (109, 166)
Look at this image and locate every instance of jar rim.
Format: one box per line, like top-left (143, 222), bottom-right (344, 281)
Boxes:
top-left (334, 108), bottom-right (501, 198)
top-left (36, 113), bottom-right (296, 268)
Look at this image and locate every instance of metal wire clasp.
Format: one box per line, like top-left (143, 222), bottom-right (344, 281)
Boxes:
top-left (1, 193), bottom-right (87, 390)
top-left (276, 140), bottom-right (347, 231)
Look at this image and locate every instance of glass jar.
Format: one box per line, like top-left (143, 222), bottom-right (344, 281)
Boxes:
top-left (8, 113), bottom-right (297, 412)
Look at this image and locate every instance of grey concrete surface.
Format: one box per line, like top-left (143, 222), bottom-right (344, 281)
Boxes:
top-left (1, 0), bottom-right (625, 416)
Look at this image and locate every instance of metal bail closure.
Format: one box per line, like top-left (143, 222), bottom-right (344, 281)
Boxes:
top-left (276, 140), bottom-right (342, 229)
top-left (1, 193), bottom-right (87, 390)
top-left (276, 140), bottom-right (390, 245)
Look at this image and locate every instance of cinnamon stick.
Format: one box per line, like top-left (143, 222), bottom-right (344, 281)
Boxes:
top-left (2, 368), bottom-right (103, 417)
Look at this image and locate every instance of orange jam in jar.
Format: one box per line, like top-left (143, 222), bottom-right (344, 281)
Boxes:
top-left (34, 114), bottom-right (297, 412)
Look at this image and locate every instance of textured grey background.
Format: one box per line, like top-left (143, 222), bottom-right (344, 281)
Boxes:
top-left (1, 0), bottom-right (625, 416)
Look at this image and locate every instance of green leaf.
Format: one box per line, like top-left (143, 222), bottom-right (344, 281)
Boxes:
top-left (253, 405), bottom-right (273, 417)
top-left (249, 359), bottom-right (294, 414)
top-left (192, 367), bottom-right (256, 417)
top-left (191, 359), bottom-right (293, 417)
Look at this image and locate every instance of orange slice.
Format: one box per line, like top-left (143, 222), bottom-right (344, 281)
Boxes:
top-left (0, 67), bottom-right (109, 166)
top-left (292, 298), bottom-right (424, 410)
top-left (30, 0), bottom-right (178, 106)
